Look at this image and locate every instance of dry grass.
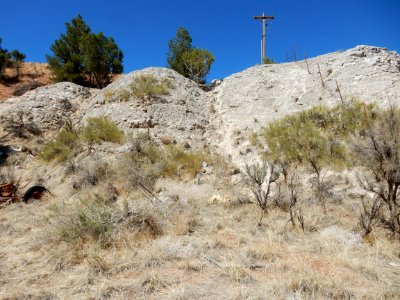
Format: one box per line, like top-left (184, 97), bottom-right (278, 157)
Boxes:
top-left (1, 174), bottom-right (400, 299)
top-left (1, 131), bottom-right (400, 299)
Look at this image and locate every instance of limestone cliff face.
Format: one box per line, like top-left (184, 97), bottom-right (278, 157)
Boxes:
top-left (209, 45), bottom-right (400, 165)
top-left (1, 46), bottom-right (399, 165)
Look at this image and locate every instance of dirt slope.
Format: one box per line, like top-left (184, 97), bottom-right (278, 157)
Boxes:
top-left (0, 62), bottom-right (52, 101)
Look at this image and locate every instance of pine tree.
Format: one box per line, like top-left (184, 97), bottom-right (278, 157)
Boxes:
top-left (0, 37), bottom-right (26, 80)
top-left (167, 27), bottom-right (193, 78)
top-left (10, 50), bottom-right (26, 77)
top-left (167, 27), bottom-right (215, 83)
top-left (80, 32), bottom-right (123, 88)
top-left (47, 15), bottom-right (123, 88)
top-left (0, 38), bottom-right (9, 79)
top-left (47, 15), bottom-right (91, 85)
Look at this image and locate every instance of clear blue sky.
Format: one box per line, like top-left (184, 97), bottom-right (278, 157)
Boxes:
top-left (0, 0), bottom-right (399, 80)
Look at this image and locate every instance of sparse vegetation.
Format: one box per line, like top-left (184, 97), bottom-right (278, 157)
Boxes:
top-left (124, 134), bottom-right (211, 189)
top-left (262, 57), bottom-right (275, 64)
top-left (0, 37), bottom-right (26, 80)
top-left (243, 162), bottom-right (279, 225)
top-left (352, 106), bottom-right (400, 237)
top-left (2, 44), bottom-right (400, 299)
top-left (103, 74), bottom-right (172, 103)
top-left (54, 194), bottom-right (162, 249)
top-left (260, 100), bottom-right (400, 236)
top-left (263, 101), bottom-right (375, 212)
top-left (81, 116), bottom-right (124, 145)
top-left (129, 74), bottom-right (171, 101)
top-left (2, 110), bottom-right (42, 138)
top-left (39, 127), bottom-right (81, 162)
top-left (39, 116), bottom-right (124, 162)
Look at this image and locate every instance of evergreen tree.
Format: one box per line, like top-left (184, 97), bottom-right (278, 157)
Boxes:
top-left (47, 15), bottom-right (91, 85)
top-left (0, 38), bottom-right (9, 78)
top-left (47, 15), bottom-right (123, 88)
top-left (10, 50), bottom-right (26, 77)
top-left (0, 37), bottom-right (26, 80)
top-left (167, 27), bottom-right (193, 78)
top-left (80, 32), bottom-right (123, 88)
top-left (167, 27), bottom-right (215, 83)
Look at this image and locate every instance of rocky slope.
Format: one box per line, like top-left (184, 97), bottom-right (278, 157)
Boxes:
top-left (210, 45), bottom-right (400, 164)
top-left (1, 45), bottom-right (399, 166)
top-left (1, 45), bottom-right (400, 299)
top-left (86, 67), bottom-right (211, 148)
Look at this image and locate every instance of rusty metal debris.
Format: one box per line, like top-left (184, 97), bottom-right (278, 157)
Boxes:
top-left (23, 185), bottom-right (48, 203)
top-left (0, 183), bottom-right (20, 204)
top-left (0, 182), bottom-right (49, 206)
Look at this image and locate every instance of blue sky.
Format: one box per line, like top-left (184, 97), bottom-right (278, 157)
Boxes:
top-left (0, 0), bottom-right (399, 80)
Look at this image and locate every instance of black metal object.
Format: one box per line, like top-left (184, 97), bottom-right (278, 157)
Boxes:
top-left (23, 185), bottom-right (48, 203)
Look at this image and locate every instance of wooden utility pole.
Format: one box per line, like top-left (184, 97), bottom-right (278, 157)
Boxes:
top-left (335, 80), bottom-right (344, 104)
top-left (317, 63), bottom-right (325, 88)
top-left (304, 54), bottom-right (311, 74)
top-left (254, 12), bottom-right (275, 63)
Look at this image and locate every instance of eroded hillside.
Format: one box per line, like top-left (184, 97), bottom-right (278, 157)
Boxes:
top-left (1, 46), bottom-right (400, 299)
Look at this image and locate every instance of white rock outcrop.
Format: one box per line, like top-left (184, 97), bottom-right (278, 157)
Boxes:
top-left (209, 45), bottom-right (400, 166)
top-left (84, 67), bottom-right (211, 148)
top-left (1, 46), bottom-right (399, 166)
top-left (0, 82), bottom-right (96, 133)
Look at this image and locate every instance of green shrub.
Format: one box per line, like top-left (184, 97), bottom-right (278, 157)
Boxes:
top-left (129, 74), bottom-right (171, 102)
top-left (124, 135), bottom-right (211, 189)
top-left (263, 101), bottom-right (375, 172)
top-left (40, 116), bottom-right (124, 163)
top-left (164, 145), bottom-right (210, 178)
top-left (81, 116), bottom-right (124, 144)
top-left (39, 128), bottom-right (81, 162)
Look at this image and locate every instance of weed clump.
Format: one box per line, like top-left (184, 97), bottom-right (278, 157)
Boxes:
top-left (55, 195), bottom-right (162, 249)
top-left (122, 134), bottom-right (211, 190)
top-left (129, 74), bottom-right (172, 102)
top-left (39, 128), bottom-right (81, 162)
top-left (81, 116), bottom-right (124, 145)
top-left (39, 116), bottom-right (124, 163)
top-left (103, 74), bottom-right (172, 103)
